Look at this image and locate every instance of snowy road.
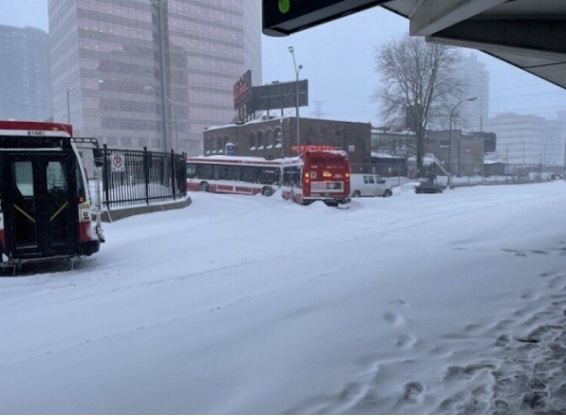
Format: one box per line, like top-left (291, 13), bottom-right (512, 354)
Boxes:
top-left (1, 181), bottom-right (566, 414)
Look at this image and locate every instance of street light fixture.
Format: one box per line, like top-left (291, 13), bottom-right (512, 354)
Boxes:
top-left (447, 96), bottom-right (477, 187)
top-left (289, 46), bottom-right (303, 150)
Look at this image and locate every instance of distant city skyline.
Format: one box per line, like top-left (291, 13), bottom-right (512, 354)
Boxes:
top-left (486, 113), bottom-right (563, 166)
top-left (0, 24), bottom-right (52, 121)
top-left (2, 1), bottom-right (566, 128)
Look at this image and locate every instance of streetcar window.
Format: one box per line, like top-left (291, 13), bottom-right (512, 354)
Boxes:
top-left (241, 167), bottom-right (259, 183)
top-left (213, 165), bottom-right (226, 180)
top-left (187, 163), bottom-right (197, 178)
top-left (15, 161), bottom-right (34, 197)
top-left (198, 164), bottom-right (213, 179)
top-left (258, 168), bottom-right (279, 185)
top-left (47, 161), bottom-right (67, 191)
top-left (291, 169), bottom-right (301, 186)
top-left (226, 166), bottom-right (240, 181)
top-left (282, 166), bottom-right (300, 186)
top-left (282, 168), bottom-right (290, 186)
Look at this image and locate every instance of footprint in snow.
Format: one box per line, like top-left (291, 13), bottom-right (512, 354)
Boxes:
top-left (402, 381), bottom-right (424, 404)
top-left (383, 311), bottom-right (406, 326)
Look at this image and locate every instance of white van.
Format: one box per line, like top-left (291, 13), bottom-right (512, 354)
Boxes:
top-left (350, 173), bottom-right (393, 197)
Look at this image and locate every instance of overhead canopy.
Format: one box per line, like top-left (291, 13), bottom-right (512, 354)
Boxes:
top-left (381, 0), bottom-right (566, 89)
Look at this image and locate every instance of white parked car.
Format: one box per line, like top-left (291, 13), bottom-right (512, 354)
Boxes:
top-left (350, 173), bottom-right (393, 197)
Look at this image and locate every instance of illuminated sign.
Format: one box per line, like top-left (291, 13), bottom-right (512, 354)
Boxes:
top-left (233, 70), bottom-right (252, 110)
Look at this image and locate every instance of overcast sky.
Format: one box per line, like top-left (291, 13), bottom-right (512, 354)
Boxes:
top-left (4, 0), bottom-right (565, 125)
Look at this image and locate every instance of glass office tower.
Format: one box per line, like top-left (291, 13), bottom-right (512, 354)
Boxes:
top-left (0, 25), bottom-right (52, 121)
top-left (49, 0), bottom-right (262, 155)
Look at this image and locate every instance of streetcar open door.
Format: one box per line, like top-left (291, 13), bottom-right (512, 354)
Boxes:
top-left (2, 152), bottom-right (78, 260)
top-left (0, 121), bottom-right (103, 269)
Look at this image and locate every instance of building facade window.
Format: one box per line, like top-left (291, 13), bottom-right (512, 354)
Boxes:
top-left (275, 128), bottom-right (283, 148)
top-left (265, 129), bottom-right (274, 148)
top-left (257, 130), bottom-right (265, 150)
top-left (49, 0), bottom-right (262, 156)
top-left (249, 132), bottom-right (256, 149)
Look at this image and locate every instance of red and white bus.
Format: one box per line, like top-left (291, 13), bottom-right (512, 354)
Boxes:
top-left (281, 148), bottom-right (351, 206)
top-left (186, 155), bottom-right (281, 197)
top-left (0, 120), bottom-right (104, 270)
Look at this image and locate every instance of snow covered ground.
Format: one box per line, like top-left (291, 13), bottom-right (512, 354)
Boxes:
top-left (1, 181), bottom-right (566, 414)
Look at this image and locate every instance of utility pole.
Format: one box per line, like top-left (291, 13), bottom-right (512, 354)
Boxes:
top-left (288, 46), bottom-right (302, 150)
top-left (448, 97), bottom-right (476, 187)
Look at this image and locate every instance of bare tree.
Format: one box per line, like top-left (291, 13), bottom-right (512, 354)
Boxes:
top-left (372, 35), bottom-right (465, 177)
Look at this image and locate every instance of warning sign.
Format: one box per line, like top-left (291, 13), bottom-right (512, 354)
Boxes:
top-left (111, 153), bottom-right (126, 172)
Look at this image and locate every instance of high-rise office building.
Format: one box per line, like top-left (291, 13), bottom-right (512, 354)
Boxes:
top-left (0, 24), bottom-right (52, 121)
top-left (458, 53), bottom-right (489, 132)
top-left (486, 112), bottom-right (562, 165)
top-left (48, 0), bottom-right (262, 155)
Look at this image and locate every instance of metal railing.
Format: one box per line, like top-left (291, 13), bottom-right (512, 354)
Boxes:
top-left (94, 145), bottom-right (187, 209)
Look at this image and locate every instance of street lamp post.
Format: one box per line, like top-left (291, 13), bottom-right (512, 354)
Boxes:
top-left (447, 96), bottom-right (477, 187)
top-left (288, 46), bottom-right (303, 150)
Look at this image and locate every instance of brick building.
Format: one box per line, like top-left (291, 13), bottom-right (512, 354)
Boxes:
top-left (203, 116), bottom-right (373, 173)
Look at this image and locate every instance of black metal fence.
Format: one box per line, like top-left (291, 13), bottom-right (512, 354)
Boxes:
top-left (94, 145), bottom-right (187, 209)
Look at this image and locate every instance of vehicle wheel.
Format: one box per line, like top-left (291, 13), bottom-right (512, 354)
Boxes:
top-left (199, 182), bottom-right (210, 192)
top-left (262, 187), bottom-right (274, 197)
top-left (352, 190), bottom-right (361, 198)
top-left (383, 189), bottom-right (392, 197)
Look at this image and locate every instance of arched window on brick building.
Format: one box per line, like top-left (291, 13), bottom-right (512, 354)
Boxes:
top-left (215, 137), bottom-right (223, 153)
top-left (249, 132), bottom-right (256, 149)
top-left (257, 130), bottom-right (265, 150)
top-left (204, 137), bottom-right (212, 155)
top-left (265, 129), bottom-right (274, 148)
top-left (275, 127), bottom-right (283, 148)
